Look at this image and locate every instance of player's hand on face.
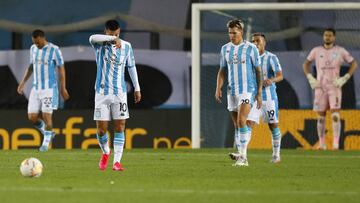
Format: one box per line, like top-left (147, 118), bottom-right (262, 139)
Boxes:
top-left (17, 82), bottom-right (25, 95)
top-left (113, 38), bottom-right (121, 49)
top-left (134, 91), bottom-right (141, 103)
top-left (61, 88), bottom-right (70, 100)
top-left (215, 89), bottom-right (222, 103)
top-left (256, 94), bottom-right (262, 109)
top-left (264, 79), bottom-right (272, 87)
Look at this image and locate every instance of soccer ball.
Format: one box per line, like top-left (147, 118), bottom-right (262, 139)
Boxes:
top-left (20, 157), bottom-right (43, 177)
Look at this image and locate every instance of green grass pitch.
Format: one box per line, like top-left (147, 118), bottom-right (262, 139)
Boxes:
top-left (0, 149), bottom-right (359, 203)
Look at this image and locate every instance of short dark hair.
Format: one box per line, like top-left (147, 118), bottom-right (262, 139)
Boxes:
top-left (227, 19), bottom-right (244, 30)
top-left (105, 20), bottom-right (120, 31)
top-left (32, 29), bottom-right (45, 38)
top-left (252, 32), bottom-right (266, 40)
top-left (324, 28), bottom-right (336, 35)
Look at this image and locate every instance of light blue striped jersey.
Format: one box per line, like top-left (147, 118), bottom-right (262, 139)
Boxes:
top-left (90, 39), bottom-right (135, 95)
top-left (260, 51), bottom-right (282, 101)
top-left (220, 41), bottom-right (260, 96)
top-left (30, 43), bottom-right (64, 90)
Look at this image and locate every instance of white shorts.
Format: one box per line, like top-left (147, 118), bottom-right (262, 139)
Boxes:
top-left (28, 88), bottom-right (58, 114)
top-left (227, 93), bottom-right (253, 112)
top-left (94, 92), bottom-right (129, 121)
top-left (247, 99), bottom-right (279, 124)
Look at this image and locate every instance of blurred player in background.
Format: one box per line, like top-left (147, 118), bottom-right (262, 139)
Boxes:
top-left (215, 19), bottom-right (263, 167)
top-left (229, 33), bottom-right (283, 163)
top-left (89, 19), bottom-right (141, 171)
top-left (303, 28), bottom-right (357, 150)
top-left (17, 29), bottom-right (70, 152)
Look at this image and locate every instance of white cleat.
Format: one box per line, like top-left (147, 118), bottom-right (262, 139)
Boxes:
top-left (270, 155), bottom-right (281, 164)
top-left (232, 156), bottom-right (249, 167)
top-left (229, 152), bottom-right (241, 161)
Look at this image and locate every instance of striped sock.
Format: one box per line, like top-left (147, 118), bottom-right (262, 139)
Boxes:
top-left (234, 128), bottom-right (240, 152)
top-left (247, 127), bottom-right (252, 145)
top-left (34, 120), bottom-right (45, 135)
top-left (41, 130), bottom-right (53, 147)
top-left (96, 133), bottom-right (110, 154)
top-left (317, 116), bottom-right (326, 148)
top-left (113, 132), bottom-right (125, 164)
top-left (331, 112), bottom-right (341, 149)
top-left (239, 126), bottom-right (248, 157)
top-left (271, 128), bottom-right (282, 157)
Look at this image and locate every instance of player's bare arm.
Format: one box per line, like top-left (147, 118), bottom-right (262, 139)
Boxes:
top-left (58, 66), bottom-right (70, 100)
top-left (255, 66), bottom-right (263, 109)
top-left (264, 71), bottom-right (283, 87)
top-left (215, 68), bottom-right (225, 103)
top-left (17, 64), bottom-right (33, 95)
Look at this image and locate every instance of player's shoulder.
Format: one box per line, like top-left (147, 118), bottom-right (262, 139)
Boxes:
top-left (48, 42), bottom-right (61, 50)
top-left (121, 39), bottom-right (132, 48)
top-left (265, 50), bottom-right (277, 58)
top-left (245, 40), bottom-right (256, 48)
top-left (221, 42), bottom-right (232, 49)
top-left (310, 45), bottom-right (323, 52)
top-left (30, 44), bottom-right (36, 51)
top-left (334, 45), bottom-right (348, 52)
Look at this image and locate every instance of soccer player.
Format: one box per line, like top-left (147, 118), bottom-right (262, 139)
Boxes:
top-left (215, 19), bottom-right (263, 167)
top-left (243, 33), bottom-right (283, 163)
top-left (89, 20), bottom-right (141, 171)
top-left (303, 28), bottom-right (357, 150)
top-left (17, 29), bottom-right (70, 151)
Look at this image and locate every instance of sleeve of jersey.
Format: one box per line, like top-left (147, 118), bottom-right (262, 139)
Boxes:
top-left (55, 48), bottom-right (64, 67)
top-left (270, 55), bottom-right (282, 73)
top-left (89, 34), bottom-right (117, 47)
top-left (127, 47), bottom-right (140, 91)
top-left (306, 48), bottom-right (315, 61)
top-left (342, 48), bottom-right (354, 63)
top-left (219, 46), bottom-right (226, 69)
top-left (29, 46), bottom-right (34, 64)
top-left (252, 46), bottom-right (260, 68)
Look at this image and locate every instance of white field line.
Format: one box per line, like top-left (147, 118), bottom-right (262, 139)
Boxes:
top-left (2, 151), bottom-right (360, 159)
top-left (0, 186), bottom-right (358, 196)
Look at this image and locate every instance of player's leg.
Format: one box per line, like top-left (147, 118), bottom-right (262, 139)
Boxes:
top-left (27, 89), bottom-right (45, 135)
top-left (268, 123), bottom-right (281, 163)
top-left (314, 89), bottom-right (328, 150)
top-left (264, 99), bottom-right (281, 163)
top-left (233, 96), bottom-right (252, 166)
top-left (329, 88), bottom-right (342, 150)
top-left (96, 120), bottom-right (111, 170)
top-left (112, 119), bottom-right (126, 171)
top-left (94, 93), bottom-right (111, 170)
top-left (246, 100), bottom-right (261, 146)
top-left (227, 95), bottom-right (240, 160)
top-left (38, 90), bottom-right (57, 152)
top-left (38, 112), bottom-right (54, 151)
top-left (230, 111), bottom-right (239, 149)
top-left (111, 94), bottom-right (129, 171)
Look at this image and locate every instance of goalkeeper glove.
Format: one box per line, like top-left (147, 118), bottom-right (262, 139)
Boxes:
top-left (306, 73), bottom-right (319, 89)
top-left (333, 73), bottom-right (350, 88)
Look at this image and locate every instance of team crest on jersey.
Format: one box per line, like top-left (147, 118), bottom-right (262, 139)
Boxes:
top-left (228, 53), bottom-right (240, 64)
top-left (332, 53), bottom-right (338, 59)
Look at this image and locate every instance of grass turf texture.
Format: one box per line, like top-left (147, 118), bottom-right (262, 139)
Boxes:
top-left (0, 149), bottom-right (359, 203)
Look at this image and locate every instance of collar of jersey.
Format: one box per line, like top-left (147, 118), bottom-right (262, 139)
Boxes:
top-left (230, 40), bottom-right (245, 47)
